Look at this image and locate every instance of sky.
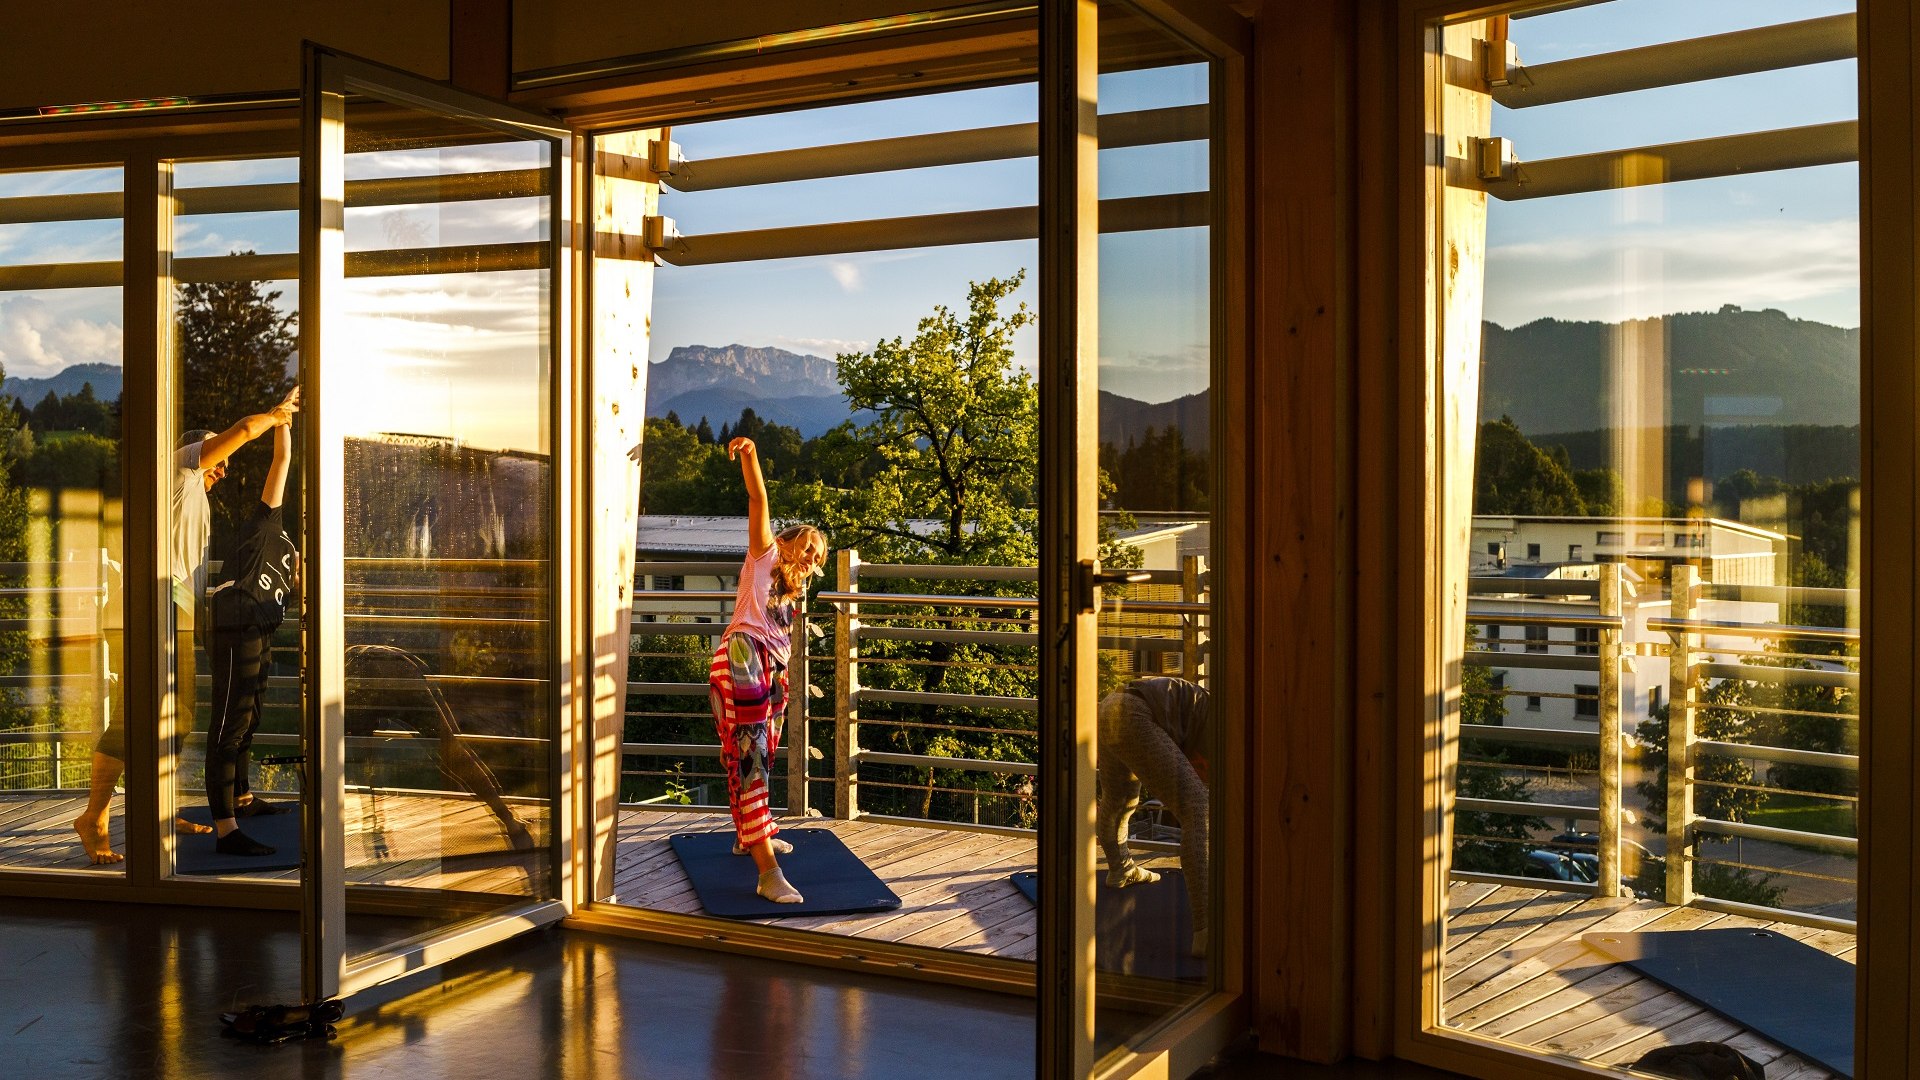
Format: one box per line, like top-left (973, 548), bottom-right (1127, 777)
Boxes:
top-left (0, 0), bottom-right (1866, 428)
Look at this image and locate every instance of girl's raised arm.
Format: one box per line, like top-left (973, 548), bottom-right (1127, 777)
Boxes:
top-left (727, 437), bottom-right (775, 557)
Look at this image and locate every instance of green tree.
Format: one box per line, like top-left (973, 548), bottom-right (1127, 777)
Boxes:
top-left (796, 273), bottom-right (1039, 566)
top-left (1454, 654), bottom-right (1547, 875)
top-left (175, 264), bottom-right (298, 557)
top-left (1634, 698), bottom-right (1785, 905)
top-left (1474, 416), bottom-right (1588, 516)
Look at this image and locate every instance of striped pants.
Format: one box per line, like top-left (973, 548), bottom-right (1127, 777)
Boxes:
top-left (710, 633), bottom-right (787, 849)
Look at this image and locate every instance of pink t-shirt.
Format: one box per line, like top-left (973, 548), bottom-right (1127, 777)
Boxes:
top-left (724, 545), bottom-right (794, 665)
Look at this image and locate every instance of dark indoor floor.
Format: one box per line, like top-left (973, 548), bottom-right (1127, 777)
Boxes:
top-left (0, 897), bottom-right (1463, 1080)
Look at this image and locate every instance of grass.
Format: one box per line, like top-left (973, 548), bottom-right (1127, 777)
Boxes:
top-left (1749, 794), bottom-right (1856, 838)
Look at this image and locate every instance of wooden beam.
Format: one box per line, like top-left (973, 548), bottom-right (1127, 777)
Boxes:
top-left (585, 129), bottom-right (660, 902)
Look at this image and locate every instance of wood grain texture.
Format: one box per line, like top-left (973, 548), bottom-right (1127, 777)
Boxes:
top-left (1249, 0), bottom-right (1360, 1061)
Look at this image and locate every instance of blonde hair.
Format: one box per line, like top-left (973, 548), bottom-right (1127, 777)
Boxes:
top-left (770, 524), bottom-right (828, 603)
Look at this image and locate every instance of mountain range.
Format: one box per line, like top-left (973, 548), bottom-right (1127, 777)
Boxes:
top-left (647, 343), bottom-right (1210, 446)
top-left (1480, 307), bottom-right (1859, 434)
top-left (0, 363), bottom-right (122, 407)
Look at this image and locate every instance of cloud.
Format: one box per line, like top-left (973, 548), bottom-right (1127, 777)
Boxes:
top-left (826, 259), bottom-right (863, 292)
top-left (1486, 218), bottom-right (1859, 326)
top-left (770, 336), bottom-right (867, 357)
top-left (0, 294), bottom-right (123, 377)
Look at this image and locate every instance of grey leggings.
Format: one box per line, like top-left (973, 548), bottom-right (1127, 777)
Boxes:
top-left (1096, 690), bottom-right (1209, 932)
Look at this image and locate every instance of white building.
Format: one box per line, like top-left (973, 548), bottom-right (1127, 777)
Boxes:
top-left (1468, 516), bottom-right (1787, 734)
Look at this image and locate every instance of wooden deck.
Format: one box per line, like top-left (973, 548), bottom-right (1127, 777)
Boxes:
top-left (0, 790), bottom-right (548, 895)
top-left (609, 810), bottom-right (1060, 962)
top-left (1443, 881), bottom-right (1855, 1079)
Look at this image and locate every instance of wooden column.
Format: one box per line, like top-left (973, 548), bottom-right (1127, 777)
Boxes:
top-left (586, 130), bottom-right (659, 903)
top-left (1858, 1), bottom-right (1919, 1072)
top-left (1250, 0), bottom-right (1359, 1061)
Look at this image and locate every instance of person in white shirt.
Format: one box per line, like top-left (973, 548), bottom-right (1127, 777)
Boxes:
top-left (73, 387), bottom-right (298, 864)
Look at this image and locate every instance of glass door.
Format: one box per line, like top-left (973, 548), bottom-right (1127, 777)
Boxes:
top-left (299, 46), bottom-right (572, 1004)
top-left (1045, 2), bottom-right (1237, 1073)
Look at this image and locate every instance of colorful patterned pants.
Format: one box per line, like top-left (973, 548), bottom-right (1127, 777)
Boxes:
top-left (710, 633), bottom-right (787, 849)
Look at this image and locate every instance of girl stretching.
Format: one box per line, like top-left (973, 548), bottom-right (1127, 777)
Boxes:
top-left (712, 436), bottom-right (826, 903)
top-left (203, 412), bottom-right (299, 855)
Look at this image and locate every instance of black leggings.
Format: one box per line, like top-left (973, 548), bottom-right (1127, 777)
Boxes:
top-left (205, 625), bottom-right (269, 820)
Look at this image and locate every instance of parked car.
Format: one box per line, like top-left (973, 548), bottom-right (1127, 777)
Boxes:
top-left (1523, 849), bottom-right (1597, 885)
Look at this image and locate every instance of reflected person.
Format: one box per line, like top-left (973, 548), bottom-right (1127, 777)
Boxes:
top-left (203, 408), bottom-right (298, 855)
top-left (73, 387), bottom-right (299, 864)
top-left (1097, 675), bottom-right (1211, 956)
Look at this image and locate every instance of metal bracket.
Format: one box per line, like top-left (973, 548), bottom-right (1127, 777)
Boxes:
top-left (1073, 559), bottom-right (1151, 615)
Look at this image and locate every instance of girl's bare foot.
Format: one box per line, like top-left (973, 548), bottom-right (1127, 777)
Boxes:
top-left (73, 815), bottom-right (123, 864)
top-left (174, 816), bottom-right (212, 835)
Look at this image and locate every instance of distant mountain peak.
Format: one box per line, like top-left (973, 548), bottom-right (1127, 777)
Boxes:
top-left (650, 344), bottom-right (841, 403)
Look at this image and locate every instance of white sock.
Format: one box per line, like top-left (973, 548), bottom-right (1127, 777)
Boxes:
top-left (757, 867), bottom-right (804, 904)
top-left (734, 836), bottom-right (793, 856)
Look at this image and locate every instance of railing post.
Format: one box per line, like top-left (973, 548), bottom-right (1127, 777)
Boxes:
top-left (1597, 562), bottom-right (1623, 897)
top-left (784, 597), bottom-right (810, 817)
top-left (833, 549), bottom-right (862, 820)
top-left (1181, 554), bottom-right (1206, 679)
top-left (1665, 562), bottom-right (1700, 906)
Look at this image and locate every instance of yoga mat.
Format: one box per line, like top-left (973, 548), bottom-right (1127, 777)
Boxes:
top-left (174, 804), bottom-right (303, 875)
top-left (670, 829), bottom-right (901, 919)
top-left (1009, 869), bottom-right (1208, 982)
top-left (1585, 928), bottom-right (1853, 1078)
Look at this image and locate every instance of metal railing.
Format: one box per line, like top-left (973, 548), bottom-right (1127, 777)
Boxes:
top-left (1456, 561), bottom-right (1861, 930)
top-left (619, 549), bottom-right (1209, 839)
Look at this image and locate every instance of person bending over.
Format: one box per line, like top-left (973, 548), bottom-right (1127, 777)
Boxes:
top-left (74, 386), bottom-right (299, 864)
top-left (1097, 675), bottom-right (1212, 956)
top-left (203, 413), bottom-right (298, 855)
top-left (710, 436), bottom-right (826, 904)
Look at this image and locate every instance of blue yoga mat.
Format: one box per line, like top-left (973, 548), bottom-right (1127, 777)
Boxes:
top-left (174, 804), bottom-right (303, 875)
top-left (1585, 928), bottom-right (1853, 1078)
top-left (1010, 869), bottom-right (1208, 981)
top-left (669, 829), bottom-right (901, 919)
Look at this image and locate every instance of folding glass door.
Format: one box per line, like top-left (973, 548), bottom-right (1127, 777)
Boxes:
top-left (299, 46), bottom-right (572, 1004)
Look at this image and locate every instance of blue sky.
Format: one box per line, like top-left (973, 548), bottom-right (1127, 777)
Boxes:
top-left (1484, 0), bottom-right (1858, 329)
top-left (0, 0), bottom-right (1864, 415)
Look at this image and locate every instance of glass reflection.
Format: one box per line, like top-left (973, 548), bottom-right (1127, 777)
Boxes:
top-left (1437, 4), bottom-right (1861, 1075)
top-left (1093, 1), bottom-right (1217, 1056)
top-left (0, 167), bottom-right (127, 876)
top-left (166, 156), bottom-right (305, 887)
top-left (334, 95), bottom-right (556, 961)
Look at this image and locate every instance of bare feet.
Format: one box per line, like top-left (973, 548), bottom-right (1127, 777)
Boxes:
top-left (174, 816), bottom-right (212, 835)
top-left (73, 815), bottom-right (123, 865)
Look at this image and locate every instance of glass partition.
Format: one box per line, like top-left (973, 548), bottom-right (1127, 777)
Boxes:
top-left (0, 165), bottom-right (127, 877)
top-left (1431, 4), bottom-right (1860, 1075)
top-left (1091, 2), bottom-right (1221, 1058)
top-left (303, 49), bottom-right (570, 1000)
top-left (165, 155), bottom-right (303, 888)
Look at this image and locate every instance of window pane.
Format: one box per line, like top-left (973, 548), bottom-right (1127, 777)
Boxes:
top-left (0, 166), bottom-right (126, 877)
top-left (1442, 3), bottom-right (1860, 1074)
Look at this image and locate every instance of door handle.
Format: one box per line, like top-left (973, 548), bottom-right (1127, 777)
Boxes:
top-left (1074, 560), bottom-right (1151, 614)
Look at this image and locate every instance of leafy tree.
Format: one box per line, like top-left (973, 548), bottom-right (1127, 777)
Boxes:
top-left (175, 264), bottom-right (298, 558)
top-left (1102, 425), bottom-right (1209, 512)
top-left (1454, 658), bottom-right (1548, 875)
top-left (1474, 416), bottom-right (1588, 516)
top-left (794, 273), bottom-right (1038, 566)
top-left (1634, 698), bottom-right (1784, 904)
top-left (0, 366), bottom-right (34, 781)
